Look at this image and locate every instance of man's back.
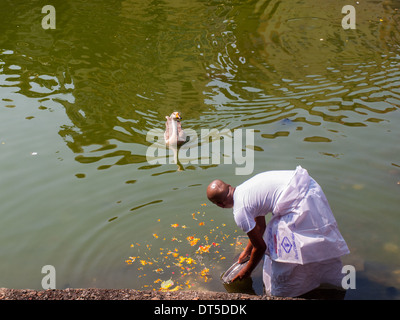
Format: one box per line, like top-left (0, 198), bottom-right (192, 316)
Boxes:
top-left (233, 170), bottom-right (295, 233)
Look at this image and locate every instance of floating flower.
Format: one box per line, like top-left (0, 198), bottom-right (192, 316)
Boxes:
top-left (170, 286), bottom-right (181, 291)
top-left (160, 279), bottom-right (174, 290)
top-left (171, 223), bottom-right (179, 228)
top-left (186, 257), bottom-right (196, 264)
top-left (160, 279), bottom-right (181, 292)
top-left (200, 268), bottom-right (210, 277)
top-left (167, 250), bottom-right (179, 258)
top-left (178, 256), bottom-right (186, 264)
top-left (154, 268), bottom-right (164, 274)
top-left (197, 245), bottom-right (211, 253)
top-left (186, 236), bottom-right (200, 246)
top-left (153, 233), bottom-right (158, 239)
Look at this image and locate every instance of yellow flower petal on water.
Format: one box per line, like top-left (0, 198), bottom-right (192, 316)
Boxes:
top-left (198, 245), bottom-right (211, 253)
top-left (169, 285), bottom-right (181, 292)
top-left (200, 268), bottom-right (210, 277)
top-left (160, 279), bottom-right (174, 290)
top-left (187, 236), bottom-right (200, 246)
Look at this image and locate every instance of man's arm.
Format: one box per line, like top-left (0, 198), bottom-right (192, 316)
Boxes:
top-left (232, 216), bottom-right (266, 281)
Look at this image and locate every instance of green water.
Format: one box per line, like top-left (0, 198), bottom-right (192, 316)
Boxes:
top-left (0, 0), bottom-right (399, 299)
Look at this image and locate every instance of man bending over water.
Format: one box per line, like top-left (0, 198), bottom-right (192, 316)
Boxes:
top-left (207, 166), bottom-right (349, 298)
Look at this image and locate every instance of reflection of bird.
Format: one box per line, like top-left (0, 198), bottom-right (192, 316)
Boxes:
top-left (164, 112), bottom-right (186, 147)
top-left (164, 112), bottom-right (187, 171)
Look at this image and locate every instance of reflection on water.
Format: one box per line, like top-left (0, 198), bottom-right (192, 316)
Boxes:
top-left (0, 0), bottom-right (400, 299)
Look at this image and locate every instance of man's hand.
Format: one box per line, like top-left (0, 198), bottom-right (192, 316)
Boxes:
top-left (231, 266), bottom-right (251, 282)
top-left (238, 246), bottom-right (252, 264)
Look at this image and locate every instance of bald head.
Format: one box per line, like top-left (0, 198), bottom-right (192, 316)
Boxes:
top-left (207, 179), bottom-right (235, 208)
top-left (207, 179), bottom-right (228, 202)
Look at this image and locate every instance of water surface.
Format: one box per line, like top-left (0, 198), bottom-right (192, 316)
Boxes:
top-left (1, 0), bottom-right (400, 299)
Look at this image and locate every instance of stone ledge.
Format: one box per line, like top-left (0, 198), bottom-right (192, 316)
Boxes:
top-left (0, 288), bottom-right (297, 300)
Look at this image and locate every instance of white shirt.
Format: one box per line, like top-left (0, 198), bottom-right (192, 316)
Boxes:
top-left (233, 166), bottom-right (350, 265)
top-left (233, 170), bottom-right (295, 233)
